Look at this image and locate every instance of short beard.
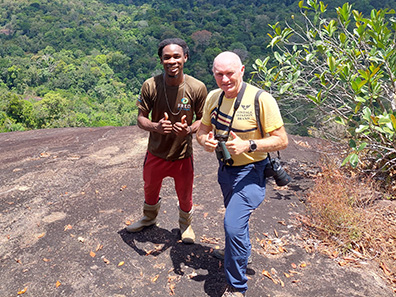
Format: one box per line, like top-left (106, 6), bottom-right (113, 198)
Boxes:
top-left (165, 72), bottom-right (178, 78)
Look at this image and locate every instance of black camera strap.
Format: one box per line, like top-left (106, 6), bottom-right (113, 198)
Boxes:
top-left (254, 89), bottom-right (265, 138)
top-left (213, 82), bottom-right (247, 167)
top-left (214, 82), bottom-right (247, 137)
top-left (254, 88), bottom-right (282, 162)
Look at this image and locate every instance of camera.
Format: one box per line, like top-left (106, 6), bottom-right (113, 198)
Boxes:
top-left (264, 157), bottom-right (292, 186)
top-left (214, 134), bottom-right (234, 166)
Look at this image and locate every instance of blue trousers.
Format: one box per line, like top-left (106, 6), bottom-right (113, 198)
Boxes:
top-left (218, 158), bottom-right (268, 293)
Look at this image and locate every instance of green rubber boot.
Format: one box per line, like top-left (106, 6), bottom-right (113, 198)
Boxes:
top-left (126, 200), bottom-right (161, 233)
top-left (179, 207), bottom-right (195, 244)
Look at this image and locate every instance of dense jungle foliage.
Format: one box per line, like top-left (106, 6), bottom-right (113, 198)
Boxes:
top-left (0, 0), bottom-right (395, 132)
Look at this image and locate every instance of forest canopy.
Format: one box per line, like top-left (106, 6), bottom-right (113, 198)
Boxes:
top-left (1, 0), bottom-right (395, 132)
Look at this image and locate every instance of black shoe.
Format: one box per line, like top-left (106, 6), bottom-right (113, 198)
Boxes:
top-left (213, 249), bottom-right (252, 264)
top-left (221, 285), bottom-right (246, 297)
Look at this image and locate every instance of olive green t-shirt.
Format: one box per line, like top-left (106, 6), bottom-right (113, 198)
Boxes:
top-left (137, 74), bottom-right (207, 161)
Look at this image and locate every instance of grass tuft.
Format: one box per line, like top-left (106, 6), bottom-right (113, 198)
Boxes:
top-left (299, 160), bottom-right (396, 292)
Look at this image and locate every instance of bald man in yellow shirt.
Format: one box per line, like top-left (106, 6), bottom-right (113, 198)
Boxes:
top-left (197, 51), bottom-right (288, 297)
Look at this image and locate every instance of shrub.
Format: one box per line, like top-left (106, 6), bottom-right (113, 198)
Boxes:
top-left (300, 160), bottom-right (396, 290)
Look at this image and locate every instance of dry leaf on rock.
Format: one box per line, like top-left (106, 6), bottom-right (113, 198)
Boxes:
top-left (262, 269), bottom-right (278, 284)
top-left (380, 262), bottom-right (392, 276)
top-left (187, 271), bottom-right (198, 279)
top-left (200, 235), bottom-right (220, 244)
top-left (64, 224), bottom-right (72, 231)
top-left (169, 283), bottom-right (176, 295)
top-left (151, 274), bottom-right (159, 283)
top-left (17, 287), bottom-right (27, 295)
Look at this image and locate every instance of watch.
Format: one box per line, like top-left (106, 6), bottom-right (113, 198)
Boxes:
top-left (248, 140), bottom-right (257, 153)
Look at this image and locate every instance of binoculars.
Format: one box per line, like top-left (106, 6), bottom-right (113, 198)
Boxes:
top-left (214, 134), bottom-right (291, 186)
top-left (214, 134), bottom-right (233, 166)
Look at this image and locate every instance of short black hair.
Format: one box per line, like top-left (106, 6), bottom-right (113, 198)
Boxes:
top-left (157, 38), bottom-right (189, 59)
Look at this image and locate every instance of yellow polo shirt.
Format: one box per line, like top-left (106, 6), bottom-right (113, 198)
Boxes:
top-left (201, 83), bottom-right (284, 166)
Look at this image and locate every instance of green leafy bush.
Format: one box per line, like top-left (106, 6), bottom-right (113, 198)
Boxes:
top-left (251, 0), bottom-right (396, 180)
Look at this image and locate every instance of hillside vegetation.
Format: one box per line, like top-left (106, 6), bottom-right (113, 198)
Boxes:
top-left (1, 0), bottom-right (395, 292)
top-left (1, 0), bottom-right (395, 132)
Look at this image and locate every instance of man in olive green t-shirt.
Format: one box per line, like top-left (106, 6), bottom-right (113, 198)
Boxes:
top-left (126, 38), bottom-right (207, 244)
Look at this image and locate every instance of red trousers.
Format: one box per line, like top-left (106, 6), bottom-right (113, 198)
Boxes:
top-left (143, 151), bottom-right (194, 212)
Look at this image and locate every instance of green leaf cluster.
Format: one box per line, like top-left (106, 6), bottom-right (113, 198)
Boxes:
top-left (252, 0), bottom-right (396, 177)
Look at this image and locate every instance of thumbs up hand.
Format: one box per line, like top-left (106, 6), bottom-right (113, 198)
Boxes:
top-left (181, 115), bottom-right (187, 125)
top-left (226, 131), bottom-right (248, 155)
top-left (204, 131), bottom-right (218, 152)
top-left (173, 114), bottom-right (190, 136)
top-left (157, 112), bottom-right (172, 134)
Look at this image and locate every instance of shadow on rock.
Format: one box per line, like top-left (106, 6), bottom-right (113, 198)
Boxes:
top-left (119, 227), bottom-right (241, 297)
top-left (118, 225), bottom-right (177, 256)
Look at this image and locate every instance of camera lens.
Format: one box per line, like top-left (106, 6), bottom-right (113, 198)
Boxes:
top-left (265, 158), bottom-right (292, 186)
top-left (274, 169), bottom-right (292, 186)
